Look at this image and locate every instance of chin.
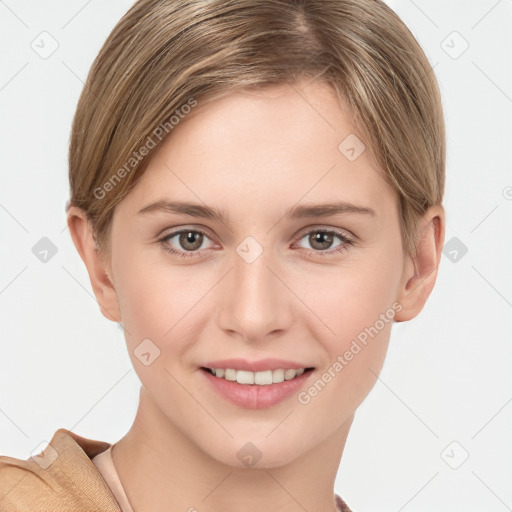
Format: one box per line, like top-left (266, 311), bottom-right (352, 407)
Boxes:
top-left (209, 434), bottom-right (307, 470)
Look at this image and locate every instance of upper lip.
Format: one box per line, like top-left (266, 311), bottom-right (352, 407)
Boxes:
top-left (200, 358), bottom-right (314, 372)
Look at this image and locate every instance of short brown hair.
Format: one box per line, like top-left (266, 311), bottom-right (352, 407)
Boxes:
top-left (67, 0), bottom-right (445, 258)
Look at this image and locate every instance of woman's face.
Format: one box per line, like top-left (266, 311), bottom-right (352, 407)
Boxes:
top-left (106, 80), bottom-right (408, 467)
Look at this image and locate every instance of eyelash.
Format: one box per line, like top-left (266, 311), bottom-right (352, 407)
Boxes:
top-left (158, 227), bottom-right (355, 258)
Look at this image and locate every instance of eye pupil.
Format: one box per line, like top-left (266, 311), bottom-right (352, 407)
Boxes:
top-left (310, 232), bottom-right (333, 250)
top-left (179, 231), bottom-right (203, 250)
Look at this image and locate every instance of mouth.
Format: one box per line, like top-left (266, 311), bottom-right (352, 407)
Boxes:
top-left (199, 364), bottom-right (315, 409)
top-left (200, 366), bottom-right (315, 385)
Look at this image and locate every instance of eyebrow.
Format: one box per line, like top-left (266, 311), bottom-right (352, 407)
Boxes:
top-left (137, 200), bottom-right (376, 224)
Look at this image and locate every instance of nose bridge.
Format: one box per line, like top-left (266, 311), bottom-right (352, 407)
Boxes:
top-left (219, 238), bottom-right (292, 340)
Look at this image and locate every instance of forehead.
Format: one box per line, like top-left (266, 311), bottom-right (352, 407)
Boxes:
top-left (115, 81), bottom-right (395, 223)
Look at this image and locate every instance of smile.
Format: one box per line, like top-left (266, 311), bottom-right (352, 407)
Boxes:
top-left (200, 365), bottom-right (315, 409)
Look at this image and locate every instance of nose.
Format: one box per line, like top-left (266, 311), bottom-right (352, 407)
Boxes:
top-left (217, 243), bottom-right (294, 342)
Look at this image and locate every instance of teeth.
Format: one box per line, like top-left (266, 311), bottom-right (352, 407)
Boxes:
top-left (210, 367), bottom-right (307, 385)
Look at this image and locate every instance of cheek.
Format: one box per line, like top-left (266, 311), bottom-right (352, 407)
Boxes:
top-left (295, 260), bottom-right (399, 426)
top-left (113, 250), bottom-right (175, 345)
top-left (305, 252), bottom-right (402, 345)
top-left (113, 259), bottom-right (198, 392)
top-left (114, 252), bottom-right (213, 354)
top-left (298, 238), bottom-right (403, 400)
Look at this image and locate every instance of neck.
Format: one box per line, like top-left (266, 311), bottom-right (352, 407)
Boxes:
top-left (112, 386), bottom-right (352, 512)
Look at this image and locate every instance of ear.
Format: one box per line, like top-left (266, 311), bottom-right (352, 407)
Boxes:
top-left (394, 204), bottom-right (445, 322)
top-left (66, 206), bottom-right (122, 323)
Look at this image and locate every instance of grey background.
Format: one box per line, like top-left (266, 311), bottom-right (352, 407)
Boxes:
top-left (1, 1), bottom-right (511, 510)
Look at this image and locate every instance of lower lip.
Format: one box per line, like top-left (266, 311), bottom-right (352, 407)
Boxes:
top-left (200, 368), bottom-right (314, 409)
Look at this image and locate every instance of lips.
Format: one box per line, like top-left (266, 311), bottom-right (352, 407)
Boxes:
top-left (198, 358), bottom-right (315, 409)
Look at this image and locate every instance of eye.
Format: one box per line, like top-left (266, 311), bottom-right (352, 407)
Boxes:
top-left (158, 226), bottom-right (355, 259)
top-left (295, 228), bottom-right (354, 256)
top-left (159, 228), bottom-right (215, 257)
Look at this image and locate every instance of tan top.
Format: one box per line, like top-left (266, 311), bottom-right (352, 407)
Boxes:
top-left (0, 427), bottom-right (352, 511)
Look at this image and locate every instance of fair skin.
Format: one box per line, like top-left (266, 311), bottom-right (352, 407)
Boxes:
top-left (68, 80), bottom-right (444, 512)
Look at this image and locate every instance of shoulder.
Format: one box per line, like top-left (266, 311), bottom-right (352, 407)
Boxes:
top-left (0, 452), bottom-right (54, 510)
top-left (0, 428), bottom-right (120, 512)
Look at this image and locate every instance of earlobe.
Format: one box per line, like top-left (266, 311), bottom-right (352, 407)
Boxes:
top-left (394, 205), bottom-right (445, 322)
top-left (66, 206), bottom-right (122, 323)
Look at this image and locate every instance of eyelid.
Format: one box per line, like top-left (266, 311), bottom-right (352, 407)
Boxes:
top-left (295, 224), bottom-right (356, 242)
top-left (156, 223), bottom-right (214, 239)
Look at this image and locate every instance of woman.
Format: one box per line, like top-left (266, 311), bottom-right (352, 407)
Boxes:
top-left (0, 1), bottom-right (445, 510)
